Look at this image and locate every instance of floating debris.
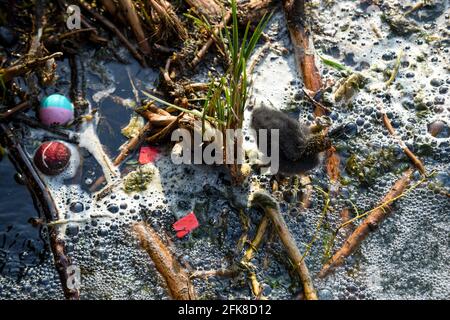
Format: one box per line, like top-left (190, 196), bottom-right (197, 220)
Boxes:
top-left (173, 212), bottom-right (199, 238)
top-left (333, 73), bottom-right (366, 104)
top-left (121, 115), bottom-right (145, 139)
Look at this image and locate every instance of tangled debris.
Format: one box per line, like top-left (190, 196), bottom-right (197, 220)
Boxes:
top-left (0, 0), bottom-right (448, 301)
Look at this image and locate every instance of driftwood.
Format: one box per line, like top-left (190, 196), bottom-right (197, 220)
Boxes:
top-left (283, 0), bottom-right (321, 100)
top-left (133, 222), bottom-right (197, 300)
top-left (0, 123), bottom-right (80, 300)
top-left (251, 191), bottom-right (318, 300)
top-left (283, 0), bottom-right (341, 198)
top-left (319, 168), bottom-right (414, 278)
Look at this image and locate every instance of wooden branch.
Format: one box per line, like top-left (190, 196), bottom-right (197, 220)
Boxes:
top-left (325, 146), bottom-right (341, 187)
top-left (0, 123), bottom-right (80, 299)
top-left (283, 0), bottom-right (322, 101)
top-left (0, 52), bottom-right (63, 83)
top-left (241, 215), bottom-right (269, 299)
top-left (117, 0), bottom-right (152, 55)
top-left (133, 222), bottom-right (197, 300)
top-left (147, 113), bottom-right (183, 143)
top-left (319, 168), bottom-right (414, 278)
top-left (114, 121), bottom-right (152, 166)
top-left (242, 216), bottom-right (269, 264)
top-left (99, 0), bottom-right (127, 24)
top-left (251, 192), bottom-right (318, 300)
top-left (190, 268), bottom-right (238, 279)
top-left (283, 0), bottom-right (341, 200)
top-left (0, 101), bottom-right (30, 121)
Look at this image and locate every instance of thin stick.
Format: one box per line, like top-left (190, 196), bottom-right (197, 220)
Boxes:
top-left (0, 101), bottom-right (30, 121)
top-left (241, 215), bottom-right (269, 299)
top-left (148, 0), bottom-right (188, 40)
top-left (133, 222), bottom-right (197, 300)
top-left (319, 168), bottom-right (415, 278)
top-left (0, 52), bottom-right (63, 83)
top-left (381, 111), bottom-right (426, 175)
top-left (283, 0), bottom-right (322, 99)
top-left (117, 0), bottom-right (152, 54)
top-left (77, 0), bottom-right (147, 67)
top-left (241, 216), bottom-right (269, 264)
top-left (114, 122), bottom-right (151, 166)
top-left (191, 11), bottom-right (232, 68)
top-left (0, 123), bottom-right (80, 299)
top-left (251, 192), bottom-right (318, 300)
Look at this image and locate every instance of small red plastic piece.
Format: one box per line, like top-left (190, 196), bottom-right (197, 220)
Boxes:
top-left (173, 212), bottom-right (199, 238)
top-left (138, 146), bottom-right (159, 164)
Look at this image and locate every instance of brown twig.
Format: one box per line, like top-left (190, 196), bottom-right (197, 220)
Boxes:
top-left (191, 11), bottom-right (232, 68)
top-left (0, 52), bottom-right (63, 83)
top-left (0, 123), bottom-right (80, 299)
top-left (133, 222), bottom-right (197, 300)
top-left (147, 113), bottom-right (183, 143)
top-left (283, 0), bottom-right (340, 199)
top-left (114, 122), bottom-right (152, 166)
top-left (382, 113), bottom-right (426, 175)
top-left (283, 0), bottom-right (321, 100)
top-left (77, 0), bottom-right (147, 67)
top-left (99, 0), bottom-right (126, 24)
top-left (241, 215), bottom-right (269, 299)
top-left (251, 192), bottom-right (318, 300)
top-left (116, 0), bottom-right (152, 55)
top-left (238, 0), bottom-right (277, 26)
top-left (0, 101), bottom-right (30, 121)
top-left (319, 168), bottom-right (415, 278)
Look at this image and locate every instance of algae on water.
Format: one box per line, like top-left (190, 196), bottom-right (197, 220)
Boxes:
top-left (123, 164), bottom-right (155, 193)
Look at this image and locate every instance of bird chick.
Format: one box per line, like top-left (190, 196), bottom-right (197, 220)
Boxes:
top-left (250, 105), bottom-right (331, 176)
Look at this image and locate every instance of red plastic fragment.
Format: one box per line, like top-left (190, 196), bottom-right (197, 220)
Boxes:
top-left (173, 212), bottom-right (199, 238)
top-left (139, 146), bottom-right (158, 164)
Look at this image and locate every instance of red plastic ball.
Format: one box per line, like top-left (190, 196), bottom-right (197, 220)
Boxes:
top-left (33, 141), bottom-right (71, 176)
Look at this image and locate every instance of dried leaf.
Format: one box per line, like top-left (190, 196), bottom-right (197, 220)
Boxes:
top-left (334, 72), bottom-right (365, 103)
top-left (121, 115), bottom-right (145, 139)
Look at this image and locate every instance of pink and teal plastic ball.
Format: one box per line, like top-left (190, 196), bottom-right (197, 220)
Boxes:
top-left (39, 94), bottom-right (74, 126)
